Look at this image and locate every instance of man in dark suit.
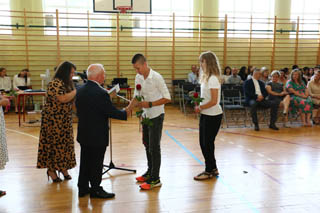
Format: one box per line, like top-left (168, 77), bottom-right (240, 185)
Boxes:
top-left (76, 64), bottom-right (129, 199)
top-left (243, 68), bottom-right (279, 131)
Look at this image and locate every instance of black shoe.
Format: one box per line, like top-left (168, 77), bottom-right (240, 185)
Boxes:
top-left (78, 187), bottom-right (90, 197)
top-left (269, 125), bottom-right (279, 130)
top-left (90, 187), bottom-right (115, 199)
top-left (254, 124), bottom-right (260, 131)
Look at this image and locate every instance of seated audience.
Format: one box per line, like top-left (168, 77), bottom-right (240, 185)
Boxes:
top-left (13, 68), bottom-right (32, 112)
top-left (238, 66), bottom-right (248, 81)
top-left (266, 71), bottom-right (291, 126)
top-left (247, 65), bottom-right (255, 80)
top-left (307, 70), bottom-right (320, 124)
top-left (303, 67), bottom-right (311, 81)
top-left (286, 69), bottom-right (313, 126)
top-left (279, 69), bottom-right (288, 85)
top-left (226, 67), bottom-right (242, 84)
top-left (244, 68), bottom-right (280, 131)
top-left (188, 65), bottom-right (199, 84)
top-left (260, 67), bottom-right (270, 84)
top-left (0, 68), bottom-right (11, 92)
top-left (0, 68), bottom-right (12, 113)
top-left (221, 66), bottom-right (232, 84)
top-left (13, 68), bottom-right (31, 91)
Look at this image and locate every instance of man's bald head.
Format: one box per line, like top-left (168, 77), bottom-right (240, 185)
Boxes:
top-left (87, 64), bottom-right (105, 84)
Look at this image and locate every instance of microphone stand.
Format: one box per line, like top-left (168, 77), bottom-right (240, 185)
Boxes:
top-left (103, 118), bottom-right (136, 175)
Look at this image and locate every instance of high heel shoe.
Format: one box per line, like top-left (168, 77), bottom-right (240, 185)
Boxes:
top-left (47, 170), bottom-right (62, 183)
top-left (58, 170), bottom-right (72, 180)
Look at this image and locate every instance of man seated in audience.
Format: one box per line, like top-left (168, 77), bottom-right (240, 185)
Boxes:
top-left (188, 65), bottom-right (199, 84)
top-left (243, 68), bottom-right (280, 131)
top-left (226, 67), bottom-right (242, 84)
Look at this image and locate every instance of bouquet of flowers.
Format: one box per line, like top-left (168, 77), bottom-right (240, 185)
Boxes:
top-left (135, 84), bottom-right (153, 127)
top-left (191, 92), bottom-right (204, 106)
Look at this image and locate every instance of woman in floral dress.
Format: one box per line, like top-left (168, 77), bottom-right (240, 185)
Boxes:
top-left (286, 69), bottom-right (313, 126)
top-left (0, 95), bottom-right (10, 196)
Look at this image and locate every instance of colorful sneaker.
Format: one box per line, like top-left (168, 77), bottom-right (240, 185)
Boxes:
top-left (193, 171), bottom-right (214, 180)
top-left (135, 171), bottom-right (150, 182)
top-left (140, 179), bottom-right (162, 190)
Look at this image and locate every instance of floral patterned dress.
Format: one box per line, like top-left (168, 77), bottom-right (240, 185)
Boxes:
top-left (37, 78), bottom-right (76, 170)
top-left (0, 106), bottom-right (8, 170)
top-left (286, 80), bottom-right (313, 114)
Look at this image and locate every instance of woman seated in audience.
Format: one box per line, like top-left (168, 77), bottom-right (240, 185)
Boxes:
top-left (221, 66), bottom-right (231, 84)
top-left (307, 70), bottom-right (320, 124)
top-left (260, 67), bottom-right (270, 84)
top-left (13, 68), bottom-right (32, 112)
top-left (279, 69), bottom-right (288, 85)
top-left (266, 71), bottom-right (291, 126)
top-left (238, 66), bottom-right (247, 81)
top-left (246, 65), bottom-right (254, 80)
top-left (13, 68), bottom-right (31, 91)
top-left (0, 68), bottom-right (12, 113)
top-left (286, 69), bottom-right (313, 126)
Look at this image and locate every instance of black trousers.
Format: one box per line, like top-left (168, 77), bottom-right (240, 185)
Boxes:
top-left (142, 114), bottom-right (164, 180)
top-left (248, 99), bottom-right (279, 126)
top-left (199, 113), bottom-right (223, 172)
top-left (78, 144), bottom-right (107, 191)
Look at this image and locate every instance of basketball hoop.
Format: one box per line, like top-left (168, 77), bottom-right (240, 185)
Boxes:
top-left (116, 6), bottom-right (132, 14)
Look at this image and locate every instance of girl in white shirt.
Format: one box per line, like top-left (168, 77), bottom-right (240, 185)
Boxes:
top-left (194, 51), bottom-right (223, 181)
top-left (13, 68), bottom-right (31, 91)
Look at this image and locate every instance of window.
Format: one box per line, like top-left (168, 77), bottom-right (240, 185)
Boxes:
top-left (219, 0), bottom-right (275, 38)
top-left (0, 0), bottom-right (11, 34)
top-left (43, 0), bottom-right (112, 36)
top-left (291, 0), bottom-right (320, 38)
top-left (132, 0), bottom-right (193, 37)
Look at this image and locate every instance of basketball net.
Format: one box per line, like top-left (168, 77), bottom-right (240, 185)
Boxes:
top-left (116, 6), bottom-right (132, 14)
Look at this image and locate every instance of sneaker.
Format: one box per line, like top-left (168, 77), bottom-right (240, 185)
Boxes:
top-left (135, 171), bottom-right (150, 182)
top-left (140, 179), bottom-right (162, 190)
top-left (194, 171), bottom-right (214, 180)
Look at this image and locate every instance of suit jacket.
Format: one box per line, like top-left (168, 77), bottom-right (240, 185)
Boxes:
top-left (76, 80), bottom-right (127, 147)
top-left (243, 78), bottom-right (268, 105)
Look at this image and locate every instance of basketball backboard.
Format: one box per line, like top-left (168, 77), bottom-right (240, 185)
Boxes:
top-left (93, 0), bottom-right (152, 14)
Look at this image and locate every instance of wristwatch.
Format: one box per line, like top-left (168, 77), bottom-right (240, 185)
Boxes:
top-left (149, 101), bottom-right (153, 108)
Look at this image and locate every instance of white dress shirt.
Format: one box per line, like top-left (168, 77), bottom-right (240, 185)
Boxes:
top-left (252, 78), bottom-right (262, 96)
top-left (0, 76), bottom-right (11, 91)
top-left (188, 72), bottom-right (198, 84)
top-left (134, 69), bottom-right (171, 119)
top-left (13, 75), bottom-right (31, 90)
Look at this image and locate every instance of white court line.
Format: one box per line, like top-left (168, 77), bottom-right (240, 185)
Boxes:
top-left (247, 149), bottom-right (254, 152)
top-left (229, 141), bottom-right (234, 144)
top-left (237, 145), bottom-right (244, 148)
top-left (6, 128), bottom-right (39, 140)
top-left (257, 153), bottom-right (265, 157)
top-left (220, 138), bottom-right (225, 141)
top-left (267, 158), bottom-right (275, 162)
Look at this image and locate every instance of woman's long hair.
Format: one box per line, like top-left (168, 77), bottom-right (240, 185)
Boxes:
top-left (18, 68), bottom-right (29, 84)
top-left (199, 51), bottom-right (221, 83)
top-left (53, 61), bottom-right (76, 92)
top-left (290, 69), bottom-right (303, 85)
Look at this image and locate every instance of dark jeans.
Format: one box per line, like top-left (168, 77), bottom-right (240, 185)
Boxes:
top-left (199, 113), bottom-right (222, 172)
top-left (248, 99), bottom-right (280, 126)
top-left (78, 144), bottom-right (107, 191)
top-left (142, 114), bottom-right (164, 180)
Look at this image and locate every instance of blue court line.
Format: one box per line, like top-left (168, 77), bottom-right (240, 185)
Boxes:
top-left (165, 130), bottom-right (260, 213)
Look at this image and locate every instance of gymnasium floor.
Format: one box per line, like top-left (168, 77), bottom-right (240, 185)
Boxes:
top-left (0, 105), bottom-right (319, 213)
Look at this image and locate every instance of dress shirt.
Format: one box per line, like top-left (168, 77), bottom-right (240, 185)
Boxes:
top-left (134, 69), bottom-right (171, 119)
top-left (252, 78), bottom-right (262, 96)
